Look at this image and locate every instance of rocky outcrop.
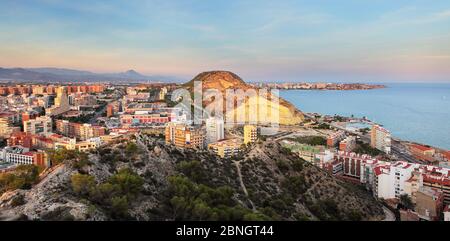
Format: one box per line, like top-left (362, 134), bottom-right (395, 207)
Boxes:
top-left (0, 165), bottom-right (107, 221)
top-left (0, 136), bottom-right (384, 221)
top-left (183, 71), bottom-right (304, 125)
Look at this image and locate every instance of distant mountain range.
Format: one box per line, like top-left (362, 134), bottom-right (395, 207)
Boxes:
top-left (0, 67), bottom-right (179, 83)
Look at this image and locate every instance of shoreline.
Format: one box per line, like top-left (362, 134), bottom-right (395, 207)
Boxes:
top-left (252, 83), bottom-right (386, 91)
top-left (311, 111), bottom-right (447, 149)
top-left (301, 112), bottom-right (449, 164)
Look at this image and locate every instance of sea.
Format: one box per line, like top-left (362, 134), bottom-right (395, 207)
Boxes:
top-left (280, 83), bottom-right (450, 150)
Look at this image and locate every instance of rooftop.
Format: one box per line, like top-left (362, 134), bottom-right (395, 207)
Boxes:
top-left (410, 144), bottom-right (434, 152)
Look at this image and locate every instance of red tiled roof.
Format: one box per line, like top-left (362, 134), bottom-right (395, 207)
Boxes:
top-left (423, 173), bottom-right (450, 186)
top-left (444, 151), bottom-right (450, 161)
top-left (410, 144), bottom-right (433, 152)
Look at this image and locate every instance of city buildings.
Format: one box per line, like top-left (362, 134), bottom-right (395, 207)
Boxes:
top-left (370, 124), bottom-right (391, 154)
top-left (339, 136), bottom-right (356, 152)
top-left (54, 138), bottom-right (99, 152)
top-left (22, 110), bottom-right (40, 122)
top-left (205, 117), bottom-right (224, 144)
top-left (404, 171), bottom-right (424, 203)
top-left (165, 123), bottom-right (205, 149)
top-left (55, 120), bottom-right (106, 140)
top-left (208, 139), bottom-right (242, 158)
top-left (107, 104), bottom-right (115, 117)
top-left (24, 116), bottom-right (53, 135)
top-left (0, 146), bottom-right (48, 167)
top-left (120, 111), bottom-right (171, 127)
top-left (409, 144), bottom-right (435, 163)
top-left (46, 86), bottom-right (70, 116)
top-left (159, 87), bottom-right (168, 100)
top-left (415, 187), bottom-right (444, 221)
top-left (422, 171), bottom-right (450, 205)
top-left (243, 125), bottom-right (258, 144)
top-left (0, 114), bottom-right (20, 138)
top-left (326, 131), bottom-right (346, 148)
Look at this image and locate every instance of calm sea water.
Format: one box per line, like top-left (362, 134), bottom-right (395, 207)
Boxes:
top-left (280, 83), bottom-right (450, 150)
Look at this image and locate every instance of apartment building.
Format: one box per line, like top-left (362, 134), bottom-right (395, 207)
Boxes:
top-left (243, 125), bottom-right (258, 144)
top-left (205, 117), bottom-right (224, 144)
top-left (339, 136), bottom-right (356, 152)
top-left (208, 139), bottom-right (242, 158)
top-left (56, 120), bottom-right (106, 140)
top-left (0, 146), bottom-right (48, 167)
top-left (24, 116), bottom-right (52, 135)
top-left (165, 123), bottom-right (205, 149)
top-left (326, 131), bottom-right (346, 148)
top-left (370, 124), bottom-right (391, 154)
top-left (415, 187), bottom-right (444, 221)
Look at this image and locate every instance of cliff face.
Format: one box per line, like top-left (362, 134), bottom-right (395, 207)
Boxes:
top-left (184, 71), bottom-right (304, 125)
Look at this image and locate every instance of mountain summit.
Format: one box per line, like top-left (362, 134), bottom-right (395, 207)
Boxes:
top-left (184, 70), bottom-right (304, 125)
top-left (185, 70), bottom-right (248, 90)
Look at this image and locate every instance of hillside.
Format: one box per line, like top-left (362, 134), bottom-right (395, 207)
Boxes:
top-left (0, 136), bottom-right (384, 221)
top-left (0, 67), bottom-right (177, 83)
top-left (184, 71), bottom-right (304, 125)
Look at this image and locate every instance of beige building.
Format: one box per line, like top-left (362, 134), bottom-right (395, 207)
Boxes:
top-left (370, 124), bottom-right (391, 154)
top-left (404, 171), bottom-right (424, 203)
top-left (46, 86), bottom-right (70, 116)
top-left (54, 138), bottom-right (99, 152)
top-left (243, 125), bottom-right (258, 144)
top-left (23, 116), bottom-right (52, 135)
top-left (415, 187), bottom-right (444, 221)
top-left (0, 116), bottom-right (19, 138)
top-left (165, 123), bottom-right (205, 149)
top-left (208, 139), bottom-right (242, 158)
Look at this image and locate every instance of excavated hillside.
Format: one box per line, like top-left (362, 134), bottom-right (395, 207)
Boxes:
top-left (183, 71), bottom-right (304, 125)
top-left (0, 136), bottom-right (384, 221)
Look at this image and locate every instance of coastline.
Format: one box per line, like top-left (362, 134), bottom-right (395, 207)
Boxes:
top-left (252, 82), bottom-right (386, 91)
top-left (280, 84), bottom-right (450, 150)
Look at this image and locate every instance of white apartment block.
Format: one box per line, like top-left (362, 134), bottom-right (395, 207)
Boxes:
top-left (0, 146), bottom-right (34, 165)
top-left (24, 116), bottom-right (53, 135)
top-left (205, 117), bottom-right (224, 144)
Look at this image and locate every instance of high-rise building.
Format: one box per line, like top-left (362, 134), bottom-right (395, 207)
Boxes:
top-left (23, 116), bottom-right (52, 135)
top-left (0, 115), bottom-right (20, 138)
top-left (46, 86), bottom-right (70, 116)
top-left (370, 125), bottom-right (391, 154)
top-left (159, 87), bottom-right (168, 100)
top-left (243, 125), bottom-right (258, 144)
top-left (165, 123), bottom-right (205, 149)
top-left (106, 104), bottom-right (115, 117)
top-left (205, 117), bottom-right (224, 144)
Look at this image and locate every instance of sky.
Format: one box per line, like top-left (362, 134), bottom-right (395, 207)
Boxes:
top-left (0, 0), bottom-right (450, 82)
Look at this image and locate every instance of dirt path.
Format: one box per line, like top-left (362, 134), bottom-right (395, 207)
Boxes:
top-left (233, 160), bottom-right (256, 211)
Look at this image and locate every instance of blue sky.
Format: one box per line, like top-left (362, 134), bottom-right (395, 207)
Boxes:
top-left (1, 0), bottom-right (450, 82)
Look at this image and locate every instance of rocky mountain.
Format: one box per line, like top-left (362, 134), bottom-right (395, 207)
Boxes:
top-left (0, 67), bottom-right (177, 83)
top-left (183, 71), bottom-right (304, 125)
top-left (0, 136), bottom-right (384, 221)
